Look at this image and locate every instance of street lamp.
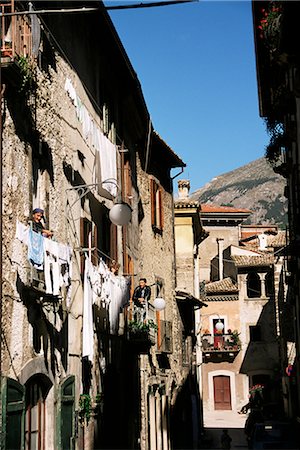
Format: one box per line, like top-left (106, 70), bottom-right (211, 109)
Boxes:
top-left (215, 319), bottom-right (224, 333)
top-left (151, 282), bottom-right (166, 311)
top-left (66, 178), bottom-right (132, 226)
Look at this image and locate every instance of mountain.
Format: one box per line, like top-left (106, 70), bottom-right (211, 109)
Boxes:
top-left (190, 158), bottom-right (288, 228)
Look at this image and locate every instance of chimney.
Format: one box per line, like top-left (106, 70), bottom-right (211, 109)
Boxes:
top-left (217, 238), bottom-right (224, 280)
top-left (178, 179), bottom-right (190, 199)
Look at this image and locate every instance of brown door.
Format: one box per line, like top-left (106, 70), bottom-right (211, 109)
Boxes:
top-left (213, 376), bottom-right (232, 410)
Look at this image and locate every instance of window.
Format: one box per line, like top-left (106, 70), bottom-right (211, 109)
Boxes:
top-left (249, 325), bottom-right (262, 342)
top-left (150, 178), bottom-right (163, 231)
top-left (57, 376), bottom-right (75, 450)
top-left (247, 272), bottom-right (261, 298)
top-left (25, 376), bottom-right (51, 450)
top-left (1, 377), bottom-right (25, 450)
top-left (265, 271), bottom-right (274, 297)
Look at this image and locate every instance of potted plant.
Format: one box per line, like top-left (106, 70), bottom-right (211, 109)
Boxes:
top-left (128, 318), bottom-right (158, 340)
top-left (230, 330), bottom-right (241, 349)
top-left (79, 394), bottom-right (92, 425)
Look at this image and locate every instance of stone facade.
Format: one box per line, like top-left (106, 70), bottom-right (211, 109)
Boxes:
top-left (0, 3), bottom-right (187, 450)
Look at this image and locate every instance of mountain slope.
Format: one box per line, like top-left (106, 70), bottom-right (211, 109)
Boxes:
top-left (190, 158), bottom-right (288, 227)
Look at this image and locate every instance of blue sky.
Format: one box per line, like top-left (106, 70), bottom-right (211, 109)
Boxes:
top-left (105, 0), bottom-right (269, 193)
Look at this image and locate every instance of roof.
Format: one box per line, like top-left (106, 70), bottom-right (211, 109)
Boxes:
top-left (174, 198), bottom-right (200, 209)
top-left (152, 131), bottom-right (186, 168)
top-left (267, 231), bottom-right (286, 248)
top-left (231, 254), bottom-right (274, 267)
top-left (200, 204), bottom-right (252, 214)
top-left (175, 290), bottom-right (207, 308)
top-left (205, 277), bottom-right (239, 294)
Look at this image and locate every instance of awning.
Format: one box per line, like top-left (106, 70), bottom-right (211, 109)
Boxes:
top-left (175, 290), bottom-right (208, 309)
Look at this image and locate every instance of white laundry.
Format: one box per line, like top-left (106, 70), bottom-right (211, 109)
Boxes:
top-left (109, 275), bottom-right (130, 334)
top-left (65, 78), bottom-right (117, 196)
top-left (99, 133), bottom-right (117, 196)
top-left (82, 257), bottom-right (94, 362)
top-left (15, 220), bottom-right (29, 245)
top-left (44, 251), bottom-right (60, 296)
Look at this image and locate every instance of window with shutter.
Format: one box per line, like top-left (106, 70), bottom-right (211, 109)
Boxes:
top-left (150, 178), bottom-right (164, 232)
top-left (24, 376), bottom-right (52, 450)
top-left (57, 376), bottom-right (75, 450)
top-left (1, 377), bottom-right (25, 450)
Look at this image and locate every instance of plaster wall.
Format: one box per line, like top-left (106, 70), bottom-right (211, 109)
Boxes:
top-left (199, 225), bottom-right (240, 281)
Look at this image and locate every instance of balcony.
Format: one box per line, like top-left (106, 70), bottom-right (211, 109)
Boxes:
top-left (124, 303), bottom-right (157, 353)
top-left (1, 1), bottom-right (32, 66)
top-left (201, 333), bottom-right (241, 362)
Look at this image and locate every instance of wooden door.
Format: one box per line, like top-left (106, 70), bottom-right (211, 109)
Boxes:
top-left (213, 376), bottom-right (231, 410)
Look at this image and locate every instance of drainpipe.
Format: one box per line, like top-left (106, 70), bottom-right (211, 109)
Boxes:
top-left (217, 238), bottom-right (224, 280)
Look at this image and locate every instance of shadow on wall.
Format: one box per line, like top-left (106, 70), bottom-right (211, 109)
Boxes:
top-left (16, 273), bottom-right (68, 376)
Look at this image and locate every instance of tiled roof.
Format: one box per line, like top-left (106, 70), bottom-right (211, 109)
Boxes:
top-left (205, 277), bottom-right (239, 294)
top-left (175, 198), bottom-right (200, 208)
top-left (200, 204), bottom-right (252, 214)
top-left (175, 290), bottom-right (207, 307)
top-left (267, 231), bottom-right (286, 248)
top-left (231, 254), bottom-right (274, 267)
top-left (152, 131), bottom-right (186, 168)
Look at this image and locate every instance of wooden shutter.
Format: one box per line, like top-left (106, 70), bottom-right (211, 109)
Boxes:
top-left (110, 223), bottom-right (118, 262)
top-left (57, 376), bottom-right (75, 450)
top-left (158, 321), bottom-right (172, 353)
top-left (124, 160), bottom-right (132, 206)
top-left (1, 377), bottom-right (25, 450)
top-left (150, 178), bottom-right (156, 227)
top-left (158, 188), bottom-right (164, 230)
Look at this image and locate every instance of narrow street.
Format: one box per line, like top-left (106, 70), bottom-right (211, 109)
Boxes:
top-left (201, 410), bottom-right (248, 449)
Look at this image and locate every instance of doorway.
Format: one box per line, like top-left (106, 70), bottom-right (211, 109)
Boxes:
top-left (213, 375), bottom-right (231, 410)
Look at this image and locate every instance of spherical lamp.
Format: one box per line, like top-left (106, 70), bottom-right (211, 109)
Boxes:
top-left (215, 320), bottom-right (224, 332)
top-left (109, 202), bottom-right (132, 226)
top-left (153, 297), bottom-right (166, 311)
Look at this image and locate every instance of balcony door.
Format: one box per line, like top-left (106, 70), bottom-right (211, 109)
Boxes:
top-left (213, 375), bottom-right (231, 410)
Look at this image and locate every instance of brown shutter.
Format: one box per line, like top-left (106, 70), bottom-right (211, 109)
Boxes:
top-left (110, 223), bottom-right (118, 261)
top-left (150, 178), bottom-right (156, 226)
top-left (158, 187), bottom-right (164, 230)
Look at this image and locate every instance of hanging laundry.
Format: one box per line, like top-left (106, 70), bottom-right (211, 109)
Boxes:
top-left (28, 228), bottom-right (44, 269)
top-left (43, 239), bottom-right (60, 296)
top-left (82, 257), bottom-right (94, 362)
top-left (15, 220), bottom-right (29, 245)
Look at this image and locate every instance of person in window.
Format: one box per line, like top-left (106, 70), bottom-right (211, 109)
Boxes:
top-left (132, 278), bottom-right (151, 307)
top-left (31, 208), bottom-right (53, 238)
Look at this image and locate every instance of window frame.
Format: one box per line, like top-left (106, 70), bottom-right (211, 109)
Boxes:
top-left (150, 178), bottom-right (164, 232)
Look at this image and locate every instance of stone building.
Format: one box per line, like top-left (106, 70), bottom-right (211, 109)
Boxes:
top-left (0, 2), bottom-right (188, 450)
top-left (197, 204), bottom-right (283, 415)
top-left (252, 0), bottom-right (300, 421)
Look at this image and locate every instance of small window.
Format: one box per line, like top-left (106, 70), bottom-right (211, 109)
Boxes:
top-left (265, 271), bottom-right (274, 297)
top-left (247, 272), bottom-right (261, 298)
top-left (150, 178), bottom-right (163, 232)
top-left (250, 325), bottom-right (262, 342)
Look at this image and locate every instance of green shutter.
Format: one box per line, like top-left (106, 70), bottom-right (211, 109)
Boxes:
top-left (57, 376), bottom-right (75, 450)
top-left (1, 377), bottom-right (25, 450)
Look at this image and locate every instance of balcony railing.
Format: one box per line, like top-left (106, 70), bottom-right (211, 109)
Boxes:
top-left (124, 303), bottom-right (157, 350)
top-left (1, 1), bottom-right (32, 62)
top-left (201, 333), bottom-right (241, 353)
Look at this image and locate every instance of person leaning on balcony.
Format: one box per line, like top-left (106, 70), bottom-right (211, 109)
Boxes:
top-left (132, 278), bottom-right (151, 308)
top-left (31, 208), bottom-right (53, 238)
